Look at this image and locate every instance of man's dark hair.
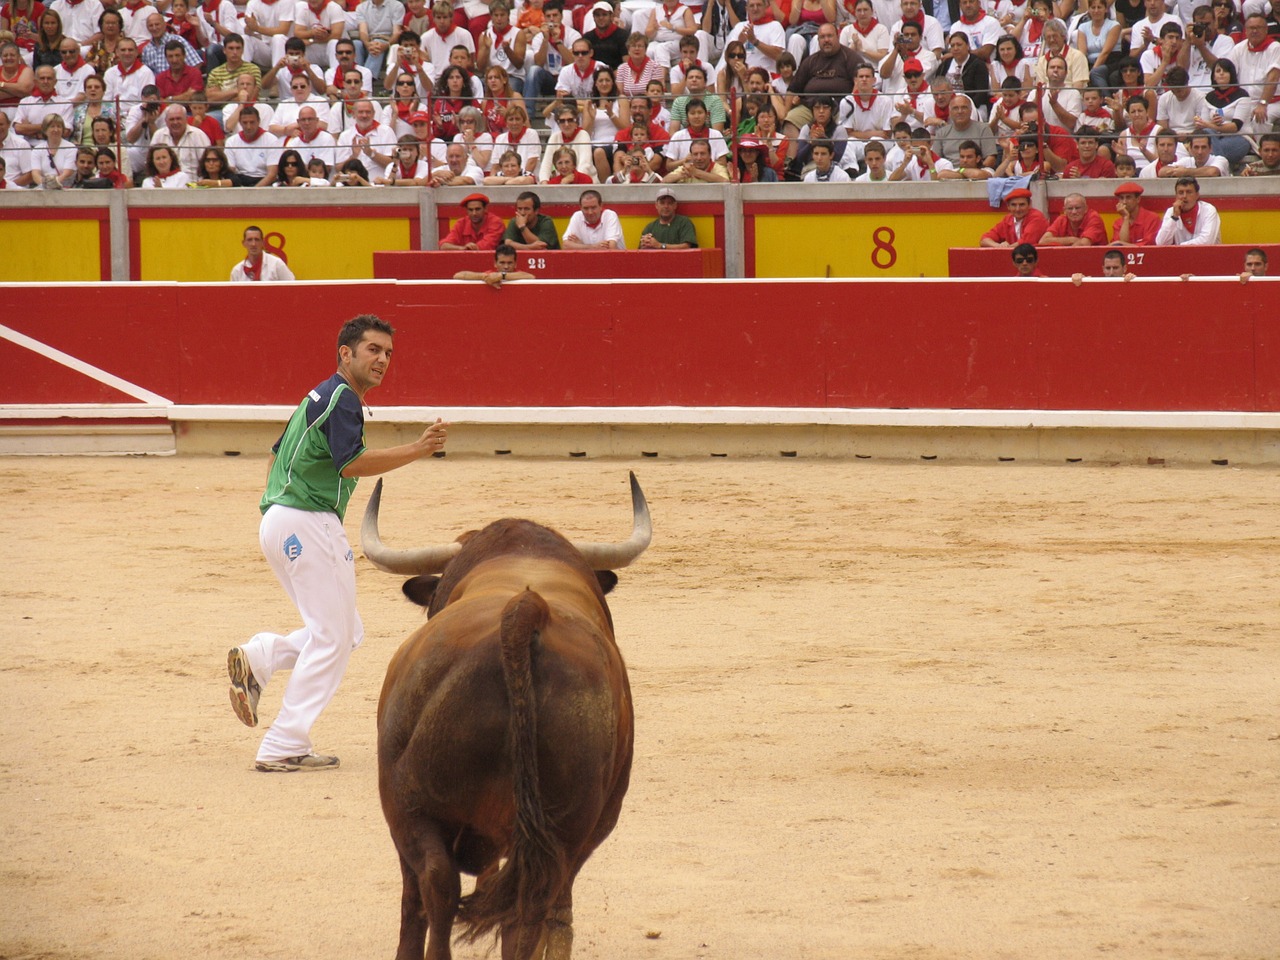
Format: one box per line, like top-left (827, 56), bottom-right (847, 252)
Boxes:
top-left (1012, 242), bottom-right (1037, 261)
top-left (164, 39), bottom-right (184, 54)
top-left (864, 140), bottom-right (886, 158)
top-left (338, 315), bottom-right (395, 361)
top-left (1245, 248), bottom-right (1267, 263)
top-left (958, 139), bottom-right (979, 156)
top-left (243, 224), bottom-right (263, 239)
top-left (1258, 133), bottom-right (1280, 147)
top-left (285, 37), bottom-right (306, 54)
top-left (224, 31), bottom-right (244, 47)
top-left (495, 243), bottom-right (517, 259)
top-left (811, 138), bottom-right (834, 154)
top-left (1175, 175), bottom-right (1200, 192)
top-left (1102, 250), bottom-right (1124, 265)
top-left (579, 188), bottom-right (603, 205)
top-left (400, 29), bottom-right (421, 44)
top-left (515, 190), bottom-right (541, 210)
top-left (685, 97), bottom-right (706, 113)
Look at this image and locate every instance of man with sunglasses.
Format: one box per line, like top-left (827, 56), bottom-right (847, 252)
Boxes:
top-left (554, 37), bottom-right (604, 115)
top-left (1010, 243), bottom-right (1044, 278)
top-left (879, 21), bottom-right (936, 95)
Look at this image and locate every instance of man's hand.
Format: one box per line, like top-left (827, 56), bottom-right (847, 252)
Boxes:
top-left (417, 418), bottom-right (448, 454)
top-left (639, 232), bottom-right (659, 249)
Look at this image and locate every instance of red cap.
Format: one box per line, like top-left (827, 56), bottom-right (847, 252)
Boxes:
top-left (408, 111), bottom-right (430, 124)
top-left (461, 193), bottom-right (489, 206)
top-left (1006, 188), bottom-right (1033, 202)
top-left (902, 58), bottom-right (924, 73)
top-left (738, 136), bottom-right (763, 150)
top-left (1113, 182), bottom-right (1144, 196)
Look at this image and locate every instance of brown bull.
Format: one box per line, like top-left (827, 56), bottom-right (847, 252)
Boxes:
top-left (361, 473), bottom-right (652, 960)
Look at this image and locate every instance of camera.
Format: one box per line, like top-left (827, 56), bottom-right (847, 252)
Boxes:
top-left (1189, 23), bottom-right (1205, 37)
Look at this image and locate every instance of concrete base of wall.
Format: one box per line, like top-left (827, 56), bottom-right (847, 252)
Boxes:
top-left (0, 424), bottom-right (176, 456)
top-left (169, 420), bottom-right (1280, 467)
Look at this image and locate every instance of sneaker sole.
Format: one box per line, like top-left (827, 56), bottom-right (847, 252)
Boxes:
top-left (255, 756), bottom-right (340, 773)
top-left (227, 647), bottom-right (258, 728)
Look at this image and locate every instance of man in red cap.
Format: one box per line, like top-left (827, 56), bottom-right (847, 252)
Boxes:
top-left (1040, 193), bottom-right (1107, 247)
top-left (440, 193), bottom-right (505, 250)
top-left (979, 187), bottom-right (1048, 247)
top-left (1109, 181), bottom-right (1162, 246)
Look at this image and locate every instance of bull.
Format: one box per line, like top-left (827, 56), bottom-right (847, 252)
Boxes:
top-left (360, 473), bottom-right (652, 960)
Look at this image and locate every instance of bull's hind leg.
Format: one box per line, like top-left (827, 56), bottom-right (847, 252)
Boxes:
top-left (395, 825), bottom-right (461, 960)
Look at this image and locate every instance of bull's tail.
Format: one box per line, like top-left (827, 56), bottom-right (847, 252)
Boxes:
top-left (457, 588), bottom-right (567, 949)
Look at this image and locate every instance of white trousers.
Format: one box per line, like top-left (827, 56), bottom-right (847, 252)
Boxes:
top-left (245, 504), bottom-right (364, 763)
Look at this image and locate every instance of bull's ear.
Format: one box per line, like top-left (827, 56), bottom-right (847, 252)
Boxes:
top-left (403, 575), bottom-right (442, 608)
top-left (595, 571), bottom-right (619, 595)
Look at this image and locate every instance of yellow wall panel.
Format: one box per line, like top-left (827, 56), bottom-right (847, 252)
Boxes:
top-left (0, 220), bottom-right (100, 281)
top-left (138, 217), bottom-right (411, 281)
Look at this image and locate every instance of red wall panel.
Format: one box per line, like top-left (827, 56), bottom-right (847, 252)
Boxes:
top-left (3, 280), bottom-right (1276, 413)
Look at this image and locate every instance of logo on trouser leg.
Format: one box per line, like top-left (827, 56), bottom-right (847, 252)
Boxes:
top-left (283, 533), bottom-right (303, 561)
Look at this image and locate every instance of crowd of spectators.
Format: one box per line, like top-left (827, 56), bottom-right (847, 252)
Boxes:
top-left (0, 0), bottom-right (1276, 194)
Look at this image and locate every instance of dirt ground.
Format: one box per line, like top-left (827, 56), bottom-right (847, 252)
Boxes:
top-left (2, 454), bottom-right (1278, 960)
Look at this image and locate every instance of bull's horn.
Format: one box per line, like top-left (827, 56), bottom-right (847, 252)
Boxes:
top-left (360, 478), bottom-right (462, 575)
top-left (572, 472), bottom-right (652, 570)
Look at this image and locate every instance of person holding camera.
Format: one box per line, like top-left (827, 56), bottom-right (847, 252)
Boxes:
top-left (879, 20), bottom-right (936, 95)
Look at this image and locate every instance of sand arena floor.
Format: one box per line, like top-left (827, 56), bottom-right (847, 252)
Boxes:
top-left (2, 455), bottom-right (1277, 960)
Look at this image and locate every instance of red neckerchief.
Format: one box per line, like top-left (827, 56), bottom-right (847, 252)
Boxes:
top-left (626, 55), bottom-right (650, 74)
top-left (1025, 18), bottom-right (1043, 43)
top-left (853, 93), bottom-right (877, 110)
top-left (853, 18), bottom-right (879, 35)
top-left (491, 24), bottom-right (511, 47)
top-left (1213, 84), bottom-right (1240, 99)
top-left (0, 178), bottom-right (6, 187)
top-left (1179, 202), bottom-right (1199, 233)
top-left (125, 0), bottom-right (147, 9)
top-left (901, 11), bottom-right (924, 29)
top-left (296, 128), bottom-right (321, 143)
top-left (157, 165), bottom-right (181, 178)
top-left (750, 11), bottom-right (774, 24)
top-left (241, 255), bottom-right (262, 280)
top-left (903, 91), bottom-right (921, 107)
top-left (1154, 158), bottom-right (1173, 174)
top-left (202, 0), bottom-right (220, 13)
top-left (560, 124), bottom-right (582, 141)
top-left (686, 123), bottom-right (707, 137)
top-left (334, 63), bottom-right (348, 87)
top-left (1247, 36), bottom-right (1275, 52)
top-left (394, 100), bottom-right (413, 120)
top-left (355, 120), bottom-right (378, 134)
top-left (999, 56), bottom-right (1022, 75)
top-left (935, 102), bottom-right (950, 121)
top-left (33, 87), bottom-right (55, 101)
top-left (663, 0), bottom-right (681, 14)
top-left (117, 58), bottom-right (143, 76)
top-left (62, 54), bottom-right (88, 71)
top-left (238, 125), bottom-right (264, 143)
top-left (573, 61), bottom-right (593, 80)
top-left (398, 158), bottom-right (416, 178)
top-left (287, 63), bottom-right (309, 76)
top-left (1134, 120), bottom-right (1156, 139)
top-left (1083, 104), bottom-right (1109, 117)
top-left (594, 22), bottom-right (619, 38)
top-left (64, 0), bottom-right (85, 5)
top-left (960, 11), bottom-right (986, 24)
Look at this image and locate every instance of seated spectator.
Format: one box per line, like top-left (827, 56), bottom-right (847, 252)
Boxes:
top-left (724, 0), bottom-right (787, 75)
top-left (206, 35), bottom-right (264, 108)
top-left (667, 35), bottom-right (708, 96)
top-left (1199, 59), bottom-right (1251, 171)
top-left (194, 145), bottom-right (237, 187)
top-left (484, 148), bottom-right (537, 183)
top-left (263, 38), bottom-right (326, 102)
top-left (780, 22), bottom-right (862, 137)
top-left (936, 138), bottom-right (993, 179)
top-left (0, 155), bottom-right (23, 189)
top-left (222, 74), bottom-right (275, 137)
top-left (836, 64), bottom-right (894, 171)
top-left (430, 62), bottom-right (478, 138)
top-left (854, 140), bottom-right (889, 182)
top-left (428, 140), bottom-right (484, 184)
top-left (1112, 153), bottom-right (1137, 178)
top-left (546, 143), bottom-right (595, 183)
top-left (270, 149), bottom-right (310, 186)
top-left (790, 94), bottom-right (847, 174)
top-left (616, 30), bottom-right (661, 96)
top-left (373, 135), bottom-right (429, 183)
top-left (839, 0), bottom-right (889, 64)
top-left (28, 113), bottom-right (76, 185)
top-left (1155, 175), bottom-right (1221, 246)
top-left (736, 135), bottom-right (778, 182)
top-left (93, 147), bottom-right (131, 188)
top-left (71, 75), bottom-right (114, 146)
top-left (1103, 59), bottom-right (1156, 123)
top-left (1239, 248), bottom-right (1267, 281)
top-left (281, 105), bottom-right (339, 169)
top-left (271, 72), bottom-right (331, 138)
top-left (188, 102), bottom-right (224, 147)
top-left (639, 187), bottom-right (697, 249)
top-left (1014, 101), bottom-right (1078, 171)
top-left (880, 25), bottom-right (935, 99)
top-left (933, 94), bottom-right (996, 168)
top-left (382, 73), bottom-right (425, 136)
top-left (452, 243), bottom-right (536, 286)
top-left (934, 32), bottom-right (990, 117)
top-left (994, 135), bottom-right (1043, 178)
top-left (988, 78), bottom-right (1027, 141)
top-left (491, 103), bottom-right (541, 176)
top-left (1041, 193), bottom-right (1107, 246)
top-left (1177, 134), bottom-right (1231, 178)
top-left (1011, 242), bottom-right (1043, 277)
top-left (54, 37), bottom-right (94, 101)
top-left (662, 135), bottom-right (730, 182)
top-left (452, 105), bottom-right (493, 172)
top-left (328, 69), bottom-right (375, 136)
top-left (292, 0), bottom-right (347, 71)
top-left (979, 187), bottom-right (1048, 247)
top-left (1138, 130), bottom-right (1183, 178)
top-left (752, 105), bottom-right (788, 179)
top-left (668, 65), bottom-right (726, 133)
top-left (562, 187), bottom-right (625, 249)
top-left (645, 3), bottom-right (696, 74)
top-left (324, 39), bottom-right (374, 100)
top-left (1241, 134), bottom-right (1280, 177)
top-left (664, 97), bottom-right (729, 167)
top-left (1041, 54), bottom-right (1083, 132)
top-left (155, 39), bottom-right (205, 104)
top-left (1074, 87), bottom-right (1116, 141)
top-left (479, 65), bottom-right (514, 135)
top-left (0, 41), bottom-right (35, 116)
top-left (140, 142), bottom-right (190, 188)
top-left (123, 86), bottom-right (164, 181)
top-left (1074, 0), bottom-right (1120, 89)
top-left (1110, 181), bottom-right (1162, 245)
top-left (138, 13), bottom-right (202, 79)
top-left (1061, 132), bottom-right (1115, 179)
top-left (538, 104), bottom-right (594, 181)
top-left (1031, 18), bottom-right (1088, 87)
top-left (503, 190), bottom-right (560, 249)
top-left (231, 224), bottom-right (296, 281)
top-left (354, 0), bottom-right (405, 85)
top-left (1138, 21), bottom-right (1182, 85)
top-left (151, 102), bottom-right (210, 178)
top-left (606, 131), bottom-right (661, 182)
top-left (1154, 66), bottom-right (1206, 138)
top-left (198, 0), bottom-right (244, 74)
top-left (166, 0), bottom-right (206, 55)
top-left (336, 97), bottom-right (397, 171)
top-left (888, 126), bottom-right (954, 180)
top-left (334, 157), bottom-right (374, 185)
top-left (802, 138), bottom-right (850, 181)
top-left (304, 155), bottom-right (331, 184)
top-left (223, 105), bottom-right (280, 185)
top-left (14, 65), bottom-right (73, 142)
top-left (65, 145), bottom-right (100, 188)
top-left (382, 28), bottom-right (428, 98)
top-left (440, 191), bottom-right (505, 249)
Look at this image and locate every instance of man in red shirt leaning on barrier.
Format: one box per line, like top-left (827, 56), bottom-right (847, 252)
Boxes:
top-left (979, 187), bottom-right (1049, 248)
top-left (440, 192), bottom-right (506, 250)
top-left (1040, 193), bottom-right (1108, 246)
top-left (1109, 181), bottom-right (1163, 246)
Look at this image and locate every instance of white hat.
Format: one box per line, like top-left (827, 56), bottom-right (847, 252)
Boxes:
top-left (591, 1), bottom-right (613, 13)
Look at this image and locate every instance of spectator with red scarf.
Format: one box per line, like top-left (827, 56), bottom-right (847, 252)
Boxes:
top-left (431, 63), bottom-right (476, 139)
top-left (979, 187), bottom-right (1049, 247)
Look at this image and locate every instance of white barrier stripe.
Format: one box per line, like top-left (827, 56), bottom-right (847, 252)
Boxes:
top-left (0, 324), bottom-right (172, 407)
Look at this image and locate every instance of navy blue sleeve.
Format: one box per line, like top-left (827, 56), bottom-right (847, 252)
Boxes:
top-left (321, 387), bottom-right (366, 472)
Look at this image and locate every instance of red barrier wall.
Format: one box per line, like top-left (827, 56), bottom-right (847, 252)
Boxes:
top-left (4, 280), bottom-right (1277, 412)
top-left (949, 244), bottom-right (1280, 278)
top-left (374, 249), bottom-right (726, 279)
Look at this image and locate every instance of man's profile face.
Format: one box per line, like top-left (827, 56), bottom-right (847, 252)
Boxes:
top-left (342, 331), bottom-right (394, 392)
